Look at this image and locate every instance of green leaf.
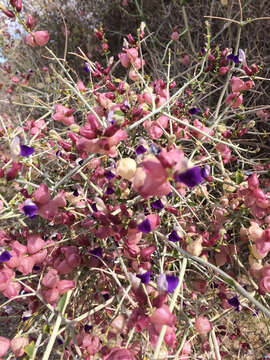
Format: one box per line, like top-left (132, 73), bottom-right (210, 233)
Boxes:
top-left (24, 341), bottom-right (35, 357)
top-left (235, 170), bottom-right (244, 185)
top-left (57, 292), bottom-right (67, 312)
top-left (27, 185), bottom-right (33, 195)
top-left (224, 277), bottom-right (235, 287)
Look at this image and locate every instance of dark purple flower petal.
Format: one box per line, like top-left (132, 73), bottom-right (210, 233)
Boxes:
top-left (20, 145), bottom-right (34, 157)
top-left (175, 166), bottom-right (203, 188)
top-left (136, 145), bottom-right (147, 154)
top-left (84, 324), bottom-right (92, 333)
top-left (22, 202), bottom-right (38, 218)
top-left (105, 171), bottom-right (115, 180)
top-left (138, 218), bottom-right (152, 233)
top-left (33, 265), bottom-right (40, 271)
top-left (103, 293), bottom-right (110, 301)
top-left (91, 203), bottom-right (98, 212)
top-left (151, 199), bottom-right (164, 210)
top-left (56, 150), bottom-right (62, 156)
top-left (83, 63), bottom-right (90, 73)
top-left (136, 271), bottom-right (151, 284)
top-left (228, 295), bottom-right (240, 311)
top-left (89, 247), bottom-right (102, 258)
top-left (168, 230), bottom-right (182, 242)
top-left (0, 250), bottom-right (12, 263)
top-left (166, 275), bottom-right (179, 293)
top-left (105, 187), bottom-right (114, 195)
top-left (227, 53), bottom-right (240, 64)
top-left (57, 338), bottom-right (63, 345)
top-left (188, 107), bottom-right (199, 115)
top-left (73, 189), bottom-right (79, 197)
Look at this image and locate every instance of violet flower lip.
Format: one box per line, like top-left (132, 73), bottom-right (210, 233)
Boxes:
top-left (22, 200), bottom-right (38, 219)
top-left (175, 166), bottom-right (208, 188)
top-left (157, 273), bottom-right (179, 293)
top-left (0, 250), bottom-right (12, 263)
top-left (151, 199), bottom-right (164, 210)
top-left (20, 145), bottom-right (34, 157)
top-left (138, 218), bottom-right (152, 233)
top-left (168, 230), bottom-right (182, 242)
top-left (136, 270), bottom-right (150, 284)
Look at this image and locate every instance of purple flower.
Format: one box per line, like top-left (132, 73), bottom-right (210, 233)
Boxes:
top-left (136, 145), bottom-right (147, 154)
top-left (20, 145), bottom-right (34, 157)
top-left (83, 62), bottom-right (90, 73)
top-left (0, 250), bottom-right (12, 263)
top-left (168, 230), bottom-right (182, 242)
top-left (73, 189), bottom-right (79, 197)
top-left (136, 271), bottom-right (150, 284)
top-left (157, 273), bottom-right (179, 293)
top-left (228, 295), bottom-right (240, 312)
top-left (22, 199), bottom-right (38, 219)
top-left (188, 107), bottom-right (199, 115)
top-left (84, 324), bottom-right (92, 333)
top-left (89, 247), bottom-right (102, 258)
top-left (175, 166), bottom-right (203, 188)
top-left (227, 52), bottom-right (240, 64)
top-left (105, 171), bottom-right (115, 180)
top-left (151, 199), bottom-right (164, 210)
top-left (166, 275), bottom-right (179, 293)
top-left (138, 218), bottom-right (152, 233)
top-left (91, 203), bottom-right (98, 212)
top-left (105, 187), bottom-right (115, 195)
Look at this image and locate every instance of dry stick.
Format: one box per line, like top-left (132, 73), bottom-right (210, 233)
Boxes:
top-left (182, 5), bottom-right (196, 56)
top-left (127, 50), bottom-right (209, 132)
top-left (154, 231), bottom-right (270, 318)
top-left (210, 329), bottom-right (222, 360)
top-left (52, 155), bottom-right (94, 192)
top-left (153, 258), bottom-right (188, 359)
top-left (42, 290), bottom-right (73, 360)
top-left (162, 111), bottom-right (249, 152)
top-left (46, 48), bottom-right (104, 127)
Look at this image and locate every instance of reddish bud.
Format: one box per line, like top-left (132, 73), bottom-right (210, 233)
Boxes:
top-left (250, 63), bottom-right (258, 74)
top-left (248, 173), bottom-right (259, 190)
top-left (219, 66), bottom-right (229, 75)
top-left (243, 65), bottom-right (253, 76)
top-left (2, 9), bottom-right (15, 18)
top-left (15, 0), bottom-right (22, 12)
top-left (171, 31), bottom-right (179, 41)
top-left (195, 316), bottom-right (212, 334)
top-left (26, 14), bottom-right (35, 30)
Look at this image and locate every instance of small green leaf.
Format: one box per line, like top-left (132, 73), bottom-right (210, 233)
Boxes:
top-left (24, 341), bottom-right (35, 357)
top-left (224, 277), bottom-right (235, 287)
top-left (57, 292), bottom-right (67, 312)
top-left (27, 185), bottom-right (33, 195)
top-left (235, 170), bottom-right (244, 185)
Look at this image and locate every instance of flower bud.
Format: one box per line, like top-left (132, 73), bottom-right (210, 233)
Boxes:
top-left (11, 337), bottom-right (29, 358)
top-left (116, 158), bottom-right (137, 180)
top-left (195, 316), bottom-right (212, 334)
top-left (110, 314), bottom-right (127, 334)
top-left (26, 14), bottom-right (36, 30)
top-left (171, 31), bottom-right (179, 41)
top-left (186, 237), bottom-right (203, 257)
